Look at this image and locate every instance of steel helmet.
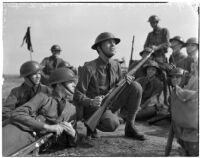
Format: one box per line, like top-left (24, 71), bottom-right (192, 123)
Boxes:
top-left (148, 15), bottom-right (160, 22)
top-left (169, 67), bottom-right (184, 76)
top-left (143, 60), bottom-right (159, 69)
top-left (91, 32), bottom-right (120, 50)
top-left (20, 61), bottom-right (42, 77)
top-left (169, 36), bottom-right (185, 45)
top-left (140, 47), bottom-right (152, 56)
top-left (185, 37), bottom-right (198, 45)
top-left (48, 67), bottom-right (76, 85)
top-left (50, 45), bottom-right (62, 51)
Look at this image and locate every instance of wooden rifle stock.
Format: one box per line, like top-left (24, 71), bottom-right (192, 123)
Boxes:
top-left (85, 50), bottom-right (154, 132)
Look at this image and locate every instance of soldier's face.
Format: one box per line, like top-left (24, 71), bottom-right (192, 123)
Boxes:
top-left (170, 40), bottom-right (182, 50)
top-left (62, 81), bottom-right (76, 94)
top-left (29, 72), bottom-right (41, 85)
top-left (171, 75), bottom-right (182, 86)
top-left (186, 43), bottom-right (198, 55)
top-left (146, 66), bottom-right (157, 78)
top-left (52, 50), bottom-right (61, 57)
top-left (150, 21), bottom-right (158, 29)
top-left (100, 39), bottom-right (116, 57)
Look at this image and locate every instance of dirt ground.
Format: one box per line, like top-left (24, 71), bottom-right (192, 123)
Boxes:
top-left (2, 75), bottom-right (180, 157)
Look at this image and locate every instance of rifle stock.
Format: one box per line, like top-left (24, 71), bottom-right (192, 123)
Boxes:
top-left (85, 50), bottom-right (154, 132)
top-left (10, 133), bottom-right (53, 157)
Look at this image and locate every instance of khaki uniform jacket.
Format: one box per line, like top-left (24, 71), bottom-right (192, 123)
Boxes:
top-left (3, 83), bottom-right (51, 121)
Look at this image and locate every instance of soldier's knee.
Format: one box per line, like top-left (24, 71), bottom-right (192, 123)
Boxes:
top-left (100, 117), bottom-right (120, 132)
top-left (130, 81), bottom-right (143, 95)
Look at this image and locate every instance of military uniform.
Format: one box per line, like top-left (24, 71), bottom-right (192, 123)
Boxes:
top-left (3, 92), bottom-right (77, 156)
top-left (74, 57), bottom-right (142, 132)
top-left (40, 56), bottom-right (73, 84)
top-left (3, 83), bottom-right (51, 121)
top-left (169, 51), bottom-right (186, 67)
top-left (144, 27), bottom-right (170, 54)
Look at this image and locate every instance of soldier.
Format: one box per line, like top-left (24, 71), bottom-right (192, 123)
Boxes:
top-left (74, 32), bottom-right (145, 140)
top-left (169, 36), bottom-right (186, 66)
top-left (135, 60), bottom-right (163, 120)
top-left (40, 44), bottom-right (76, 85)
top-left (3, 68), bottom-right (78, 156)
top-left (169, 66), bottom-right (198, 156)
top-left (144, 15), bottom-right (170, 59)
top-left (2, 61), bottom-right (51, 122)
top-left (178, 37), bottom-right (198, 73)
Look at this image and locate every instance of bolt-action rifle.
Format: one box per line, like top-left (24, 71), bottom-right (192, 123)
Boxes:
top-left (85, 50), bottom-right (154, 132)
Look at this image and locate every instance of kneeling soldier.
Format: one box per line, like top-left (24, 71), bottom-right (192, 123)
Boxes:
top-left (74, 32), bottom-right (145, 140)
top-left (3, 68), bottom-right (77, 156)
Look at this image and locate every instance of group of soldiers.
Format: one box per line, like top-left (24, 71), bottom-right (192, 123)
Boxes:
top-left (2, 15), bottom-right (199, 156)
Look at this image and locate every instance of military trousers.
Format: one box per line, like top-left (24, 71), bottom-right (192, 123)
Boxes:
top-left (84, 81), bottom-right (142, 132)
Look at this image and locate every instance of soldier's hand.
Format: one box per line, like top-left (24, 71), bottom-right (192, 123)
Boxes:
top-left (60, 121), bottom-right (76, 137)
top-left (151, 45), bottom-right (159, 51)
top-left (44, 124), bottom-right (64, 136)
top-left (91, 96), bottom-right (104, 107)
top-left (125, 75), bottom-right (135, 84)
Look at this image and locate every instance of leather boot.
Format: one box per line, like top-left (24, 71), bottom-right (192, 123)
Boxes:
top-left (125, 122), bottom-right (146, 141)
top-left (87, 127), bottom-right (100, 139)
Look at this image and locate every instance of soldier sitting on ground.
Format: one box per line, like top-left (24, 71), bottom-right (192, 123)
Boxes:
top-left (40, 44), bottom-right (76, 85)
top-left (3, 68), bottom-right (78, 156)
top-left (135, 60), bottom-right (163, 120)
top-left (74, 32), bottom-right (145, 141)
top-left (2, 61), bottom-right (51, 122)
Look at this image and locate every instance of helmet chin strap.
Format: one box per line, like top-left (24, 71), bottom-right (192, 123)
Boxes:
top-left (25, 76), bottom-right (37, 88)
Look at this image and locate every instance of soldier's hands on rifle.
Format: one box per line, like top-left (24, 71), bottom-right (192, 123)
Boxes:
top-left (151, 45), bottom-right (159, 51)
top-left (60, 121), bottom-right (76, 137)
top-left (44, 124), bottom-right (64, 136)
top-left (125, 75), bottom-right (135, 84)
top-left (91, 95), bottom-right (104, 107)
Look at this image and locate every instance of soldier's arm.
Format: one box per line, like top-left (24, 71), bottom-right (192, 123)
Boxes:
top-left (2, 88), bottom-right (19, 121)
top-left (73, 66), bottom-right (93, 107)
top-left (10, 93), bottom-right (49, 131)
top-left (144, 33), bottom-right (151, 48)
top-left (157, 28), bottom-right (170, 50)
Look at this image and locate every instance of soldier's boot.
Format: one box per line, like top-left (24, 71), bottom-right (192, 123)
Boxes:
top-left (125, 122), bottom-right (146, 141)
top-left (86, 127), bottom-right (100, 139)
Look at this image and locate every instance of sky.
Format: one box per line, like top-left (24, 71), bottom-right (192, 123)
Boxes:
top-left (2, 1), bottom-right (199, 75)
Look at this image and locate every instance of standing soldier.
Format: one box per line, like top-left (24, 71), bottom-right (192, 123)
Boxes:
top-left (144, 15), bottom-right (170, 59)
top-left (2, 61), bottom-right (51, 122)
top-left (40, 44), bottom-right (76, 85)
top-left (169, 36), bottom-right (186, 66)
top-left (3, 68), bottom-right (78, 156)
top-left (74, 32), bottom-right (145, 140)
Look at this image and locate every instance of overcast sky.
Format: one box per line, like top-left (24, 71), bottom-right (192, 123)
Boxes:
top-left (2, 2), bottom-right (199, 74)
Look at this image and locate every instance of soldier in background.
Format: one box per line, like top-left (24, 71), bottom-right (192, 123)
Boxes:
top-left (2, 61), bottom-right (51, 122)
top-left (40, 44), bottom-right (76, 85)
top-left (169, 36), bottom-right (186, 66)
top-left (3, 68), bottom-right (78, 156)
top-left (74, 32), bottom-right (145, 141)
top-left (144, 15), bottom-right (170, 59)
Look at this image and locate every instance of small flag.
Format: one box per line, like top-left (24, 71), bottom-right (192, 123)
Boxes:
top-left (21, 26), bottom-right (33, 52)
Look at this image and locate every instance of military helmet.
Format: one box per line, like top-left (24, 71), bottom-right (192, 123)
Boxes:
top-left (185, 37), bottom-right (198, 45)
top-left (148, 15), bottom-right (160, 22)
top-left (143, 60), bottom-right (159, 69)
top-left (91, 32), bottom-right (120, 50)
top-left (169, 36), bottom-right (185, 45)
top-left (50, 44), bottom-right (62, 51)
top-left (20, 61), bottom-right (42, 77)
top-left (169, 67), bottom-right (184, 76)
top-left (139, 47), bottom-right (152, 56)
top-left (48, 67), bottom-right (76, 85)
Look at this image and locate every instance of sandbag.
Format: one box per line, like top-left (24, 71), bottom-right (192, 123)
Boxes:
top-left (171, 86), bottom-right (198, 129)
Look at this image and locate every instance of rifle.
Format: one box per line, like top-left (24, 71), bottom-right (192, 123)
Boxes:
top-left (85, 50), bottom-right (154, 132)
top-left (10, 132), bottom-right (53, 157)
top-left (128, 35), bottom-right (135, 68)
top-left (164, 124), bottom-right (174, 156)
top-left (148, 113), bottom-right (170, 125)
